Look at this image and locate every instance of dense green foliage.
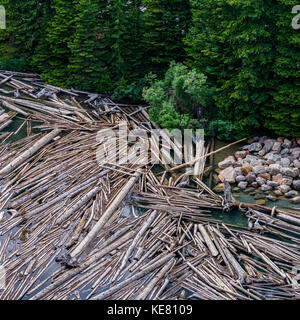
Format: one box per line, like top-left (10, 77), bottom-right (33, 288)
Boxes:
top-left (0, 0), bottom-right (299, 138)
top-left (186, 0), bottom-right (300, 138)
top-left (143, 61), bottom-right (214, 131)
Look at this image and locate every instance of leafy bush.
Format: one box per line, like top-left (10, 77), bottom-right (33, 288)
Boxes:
top-left (143, 61), bottom-right (215, 131)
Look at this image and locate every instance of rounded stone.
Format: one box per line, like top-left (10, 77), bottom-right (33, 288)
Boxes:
top-left (261, 184), bottom-right (272, 192)
top-left (278, 185), bottom-right (291, 193)
top-left (238, 181), bottom-right (248, 190)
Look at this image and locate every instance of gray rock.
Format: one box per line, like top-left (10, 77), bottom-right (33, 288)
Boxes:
top-left (292, 180), bottom-right (300, 191)
top-left (245, 155), bottom-right (258, 163)
top-left (268, 163), bottom-right (282, 176)
top-left (280, 148), bottom-right (290, 155)
top-left (234, 168), bottom-right (243, 176)
top-left (218, 166), bottom-right (237, 184)
top-left (264, 153), bottom-right (281, 163)
top-left (291, 196), bottom-right (300, 204)
top-left (258, 136), bottom-right (268, 144)
top-left (280, 158), bottom-right (290, 167)
top-left (274, 189), bottom-right (283, 196)
top-left (218, 158), bottom-right (235, 170)
top-left (281, 167), bottom-right (299, 178)
top-left (246, 173), bottom-right (256, 184)
top-left (256, 177), bottom-right (266, 186)
top-left (253, 166), bottom-right (267, 175)
top-left (248, 142), bottom-right (262, 152)
top-left (291, 148), bottom-right (300, 158)
top-left (272, 142), bottom-right (281, 153)
top-left (236, 175), bottom-right (246, 182)
top-left (281, 177), bottom-right (293, 186)
top-left (242, 145), bottom-right (250, 150)
top-left (266, 195), bottom-right (277, 202)
top-left (263, 139), bottom-right (275, 154)
top-left (282, 138), bottom-right (291, 149)
top-left (261, 184), bottom-right (272, 192)
top-left (279, 185), bottom-right (291, 193)
top-left (250, 160), bottom-right (265, 168)
top-left (293, 160), bottom-right (300, 169)
top-left (285, 190), bottom-right (298, 198)
top-left (238, 181), bottom-right (248, 190)
top-left (266, 181), bottom-right (279, 188)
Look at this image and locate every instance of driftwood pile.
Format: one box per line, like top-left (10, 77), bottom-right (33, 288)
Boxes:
top-left (0, 70), bottom-right (300, 300)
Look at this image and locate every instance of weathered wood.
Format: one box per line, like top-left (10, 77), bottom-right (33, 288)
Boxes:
top-left (0, 129), bottom-right (61, 178)
top-left (69, 170), bottom-right (143, 261)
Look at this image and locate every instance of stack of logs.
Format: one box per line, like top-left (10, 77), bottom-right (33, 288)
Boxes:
top-left (0, 70), bottom-right (299, 300)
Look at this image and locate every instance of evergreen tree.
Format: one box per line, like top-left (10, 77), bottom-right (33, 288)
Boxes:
top-left (110, 0), bottom-right (144, 83)
top-left (186, 0), bottom-right (279, 138)
top-left (68, 0), bottom-right (113, 92)
top-left (110, 0), bottom-right (146, 101)
top-left (32, 0), bottom-right (79, 86)
top-left (142, 0), bottom-right (191, 75)
top-left (0, 0), bottom-right (53, 71)
top-left (261, 0), bottom-right (300, 137)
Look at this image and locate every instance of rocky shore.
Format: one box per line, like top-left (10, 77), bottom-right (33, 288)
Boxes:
top-left (214, 136), bottom-right (300, 205)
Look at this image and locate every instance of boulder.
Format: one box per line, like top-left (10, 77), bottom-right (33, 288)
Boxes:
top-left (218, 166), bottom-right (236, 184)
top-left (246, 173), bottom-right (256, 184)
top-left (291, 196), bottom-right (300, 204)
top-left (263, 139), bottom-right (275, 154)
top-left (268, 164), bottom-right (281, 176)
top-left (218, 156), bottom-right (236, 169)
top-left (241, 164), bottom-right (252, 175)
top-left (258, 173), bottom-right (271, 180)
top-left (280, 158), bottom-right (291, 167)
top-left (281, 167), bottom-right (299, 178)
top-left (258, 136), bottom-right (268, 144)
top-left (278, 185), bottom-right (291, 193)
top-left (272, 173), bottom-right (283, 184)
top-left (258, 150), bottom-right (266, 157)
top-left (282, 138), bottom-right (291, 149)
top-left (280, 148), bottom-right (290, 155)
top-left (245, 155), bottom-right (257, 163)
top-left (291, 151), bottom-right (300, 159)
top-left (234, 150), bottom-right (247, 160)
top-left (248, 142), bottom-right (262, 152)
top-left (292, 180), bottom-right (300, 191)
top-left (274, 189), bottom-right (283, 196)
top-left (236, 175), bottom-right (246, 182)
top-left (234, 168), bottom-right (243, 176)
top-left (264, 153), bottom-right (281, 163)
top-left (261, 184), bottom-right (272, 192)
top-left (256, 199), bottom-right (266, 205)
top-left (285, 190), bottom-right (298, 198)
top-left (293, 160), bottom-right (300, 169)
top-left (281, 177), bottom-right (293, 186)
top-left (266, 195), bottom-right (277, 202)
top-left (266, 181), bottom-right (279, 188)
top-left (256, 177), bottom-right (266, 186)
top-left (242, 145), bottom-right (250, 150)
top-left (238, 181), bottom-right (248, 190)
top-left (253, 166), bottom-right (267, 175)
top-left (272, 142), bottom-right (281, 153)
top-left (251, 182), bottom-right (259, 188)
